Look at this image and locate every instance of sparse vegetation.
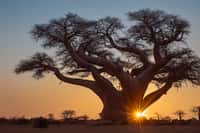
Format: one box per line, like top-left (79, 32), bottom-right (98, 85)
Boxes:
top-left (62, 110), bottom-right (76, 120)
top-left (48, 113), bottom-right (54, 120)
top-left (32, 117), bottom-right (48, 128)
top-left (174, 110), bottom-right (186, 120)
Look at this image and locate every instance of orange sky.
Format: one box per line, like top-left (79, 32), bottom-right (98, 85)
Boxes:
top-left (0, 72), bottom-right (200, 120)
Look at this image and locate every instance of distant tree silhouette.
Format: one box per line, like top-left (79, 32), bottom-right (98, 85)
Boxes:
top-left (62, 110), bottom-right (76, 120)
top-left (174, 110), bottom-right (186, 120)
top-left (15, 9), bottom-right (200, 121)
top-left (0, 117), bottom-right (8, 124)
top-left (47, 113), bottom-right (54, 120)
top-left (77, 114), bottom-right (89, 121)
top-left (192, 106), bottom-right (200, 120)
top-left (32, 117), bottom-right (48, 128)
top-left (162, 116), bottom-right (171, 121)
top-left (154, 112), bottom-right (162, 120)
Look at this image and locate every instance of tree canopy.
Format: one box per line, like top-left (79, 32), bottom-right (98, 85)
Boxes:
top-left (15, 9), bottom-right (200, 121)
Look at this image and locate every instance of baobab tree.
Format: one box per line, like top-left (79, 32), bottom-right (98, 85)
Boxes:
top-left (15, 9), bottom-right (200, 121)
top-left (174, 110), bottom-right (186, 120)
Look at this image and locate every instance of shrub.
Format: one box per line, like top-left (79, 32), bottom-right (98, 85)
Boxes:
top-left (32, 117), bottom-right (48, 128)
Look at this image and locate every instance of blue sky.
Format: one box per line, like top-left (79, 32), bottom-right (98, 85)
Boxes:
top-left (1, 0), bottom-right (200, 61)
top-left (0, 0), bottom-right (200, 118)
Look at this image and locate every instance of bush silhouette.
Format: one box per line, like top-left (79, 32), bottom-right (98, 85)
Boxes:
top-left (32, 117), bottom-right (48, 128)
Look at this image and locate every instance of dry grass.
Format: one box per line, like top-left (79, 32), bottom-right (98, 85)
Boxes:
top-left (0, 124), bottom-right (200, 133)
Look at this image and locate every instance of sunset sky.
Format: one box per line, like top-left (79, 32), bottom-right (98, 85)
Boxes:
top-left (0, 0), bottom-right (200, 119)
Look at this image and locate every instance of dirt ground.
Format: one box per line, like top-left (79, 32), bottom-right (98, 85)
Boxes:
top-left (0, 124), bottom-right (200, 133)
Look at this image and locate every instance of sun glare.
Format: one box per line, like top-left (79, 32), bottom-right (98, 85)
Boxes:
top-left (135, 111), bottom-right (146, 119)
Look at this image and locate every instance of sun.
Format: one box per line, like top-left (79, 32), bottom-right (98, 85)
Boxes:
top-left (127, 109), bottom-right (148, 122)
top-left (135, 111), bottom-right (147, 119)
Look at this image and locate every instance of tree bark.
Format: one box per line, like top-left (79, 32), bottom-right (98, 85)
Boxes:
top-left (100, 95), bottom-right (126, 121)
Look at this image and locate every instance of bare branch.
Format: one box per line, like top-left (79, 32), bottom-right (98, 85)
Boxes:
top-left (137, 49), bottom-right (192, 85)
top-left (107, 34), bottom-right (150, 66)
top-left (141, 80), bottom-right (173, 110)
top-left (14, 52), bottom-right (109, 100)
top-left (67, 69), bottom-right (89, 75)
top-left (128, 9), bottom-right (190, 64)
top-left (64, 38), bottom-right (120, 94)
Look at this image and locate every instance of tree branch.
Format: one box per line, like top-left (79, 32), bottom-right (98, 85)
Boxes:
top-left (14, 52), bottom-right (104, 98)
top-left (77, 40), bottom-right (122, 76)
top-left (67, 69), bottom-right (89, 75)
top-left (153, 44), bottom-right (162, 63)
top-left (50, 67), bottom-right (95, 88)
top-left (47, 66), bottom-right (109, 101)
top-left (141, 81), bottom-right (173, 111)
top-left (137, 49), bottom-right (191, 98)
top-left (107, 34), bottom-right (150, 66)
top-left (80, 53), bottom-right (121, 76)
top-left (137, 49), bottom-right (191, 84)
top-left (64, 39), bottom-right (119, 95)
top-left (77, 42), bottom-right (138, 94)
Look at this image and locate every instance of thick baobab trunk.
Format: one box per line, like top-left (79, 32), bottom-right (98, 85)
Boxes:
top-left (98, 74), bottom-right (146, 122)
top-left (99, 88), bottom-right (143, 121)
top-left (100, 101), bottom-right (127, 121)
top-left (99, 96), bottom-right (141, 121)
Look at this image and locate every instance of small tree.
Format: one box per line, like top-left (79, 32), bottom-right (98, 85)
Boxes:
top-left (192, 106), bottom-right (200, 120)
top-left (47, 113), bottom-right (54, 120)
top-left (62, 110), bottom-right (76, 120)
top-left (174, 110), bottom-right (186, 120)
top-left (154, 112), bottom-right (161, 120)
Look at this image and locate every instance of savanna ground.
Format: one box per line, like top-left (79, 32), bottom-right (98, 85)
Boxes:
top-left (1, 124), bottom-right (200, 133)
